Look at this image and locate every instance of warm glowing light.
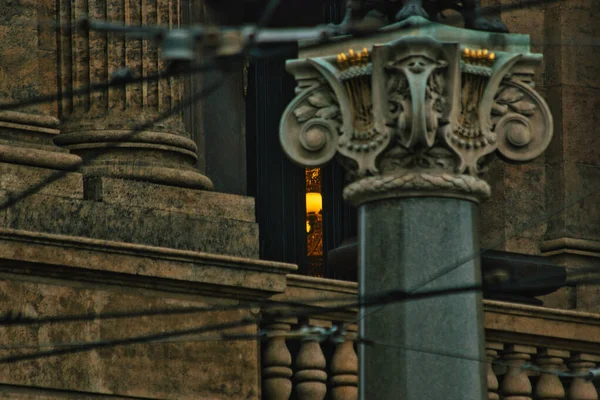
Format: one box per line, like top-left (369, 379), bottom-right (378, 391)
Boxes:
top-left (306, 192), bottom-right (322, 214)
top-left (306, 220), bottom-right (311, 233)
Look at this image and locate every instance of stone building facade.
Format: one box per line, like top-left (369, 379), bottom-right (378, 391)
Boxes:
top-left (0, 0), bottom-right (597, 399)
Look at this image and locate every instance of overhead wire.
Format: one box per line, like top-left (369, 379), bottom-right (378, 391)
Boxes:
top-left (361, 338), bottom-right (600, 382)
top-left (0, 0), bottom-right (597, 377)
top-left (345, 180), bottom-right (600, 330)
top-left (1, 248), bottom-right (599, 329)
top-left (0, 0), bottom-right (283, 212)
top-left (3, 270), bottom-right (600, 364)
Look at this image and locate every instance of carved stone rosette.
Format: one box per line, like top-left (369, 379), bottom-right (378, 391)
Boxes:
top-left (280, 33), bottom-right (553, 206)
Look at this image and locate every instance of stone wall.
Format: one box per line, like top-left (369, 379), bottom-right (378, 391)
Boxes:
top-left (479, 0), bottom-right (600, 311)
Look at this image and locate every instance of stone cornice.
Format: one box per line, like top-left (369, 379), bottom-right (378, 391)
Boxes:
top-left (541, 237), bottom-right (600, 258)
top-left (286, 274), bottom-right (358, 294)
top-left (0, 228), bottom-right (296, 299)
top-left (484, 299), bottom-right (600, 353)
top-left (273, 278), bottom-right (600, 348)
top-left (299, 16), bottom-right (534, 57)
top-left (267, 274), bottom-right (358, 323)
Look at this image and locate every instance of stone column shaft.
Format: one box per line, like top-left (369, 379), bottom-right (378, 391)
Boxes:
top-left (358, 197), bottom-right (486, 399)
top-left (55, 0), bottom-right (212, 190)
top-left (279, 18), bottom-right (553, 400)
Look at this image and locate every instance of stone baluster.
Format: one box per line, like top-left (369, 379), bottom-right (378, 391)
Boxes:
top-left (486, 342), bottom-right (503, 400)
top-left (567, 353), bottom-right (599, 400)
top-left (534, 348), bottom-right (568, 400)
top-left (501, 345), bottom-right (536, 400)
top-left (262, 321), bottom-right (293, 400)
top-left (330, 324), bottom-right (358, 400)
top-left (294, 320), bottom-right (328, 400)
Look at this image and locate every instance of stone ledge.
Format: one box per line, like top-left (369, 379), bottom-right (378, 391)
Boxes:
top-left (0, 383), bottom-right (161, 399)
top-left (541, 237), bottom-right (600, 258)
top-left (484, 299), bottom-right (600, 353)
top-left (299, 16), bottom-right (533, 58)
top-left (3, 191), bottom-right (260, 258)
top-left (0, 228), bottom-right (296, 299)
top-left (269, 274), bottom-right (358, 322)
top-left (0, 111), bottom-right (60, 128)
top-left (286, 274), bottom-right (358, 294)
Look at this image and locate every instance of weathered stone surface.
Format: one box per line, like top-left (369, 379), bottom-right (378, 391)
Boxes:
top-left (0, 163), bottom-right (83, 200)
top-left (479, 158), bottom-right (506, 249)
top-left (0, 226), bottom-right (295, 399)
top-left (2, 192), bottom-right (260, 259)
top-left (545, 162), bottom-right (600, 244)
top-left (84, 177), bottom-right (255, 222)
top-left (503, 163), bottom-right (546, 254)
top-left (54, 0), bottom-right (213, 190)
top-left (0, 228), bottom-right (296, 296)
top-left (0, 278), bottom-right (261, 399)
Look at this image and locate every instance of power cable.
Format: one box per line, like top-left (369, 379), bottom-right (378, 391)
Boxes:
top-left (3, 271), bottom-right (600, 364)
top-left (362, 338), bottom-right (600, 382)
top-left (346, 182), bottom-right (600, 329)
top-left (1, 251), bottom-right (599, 328)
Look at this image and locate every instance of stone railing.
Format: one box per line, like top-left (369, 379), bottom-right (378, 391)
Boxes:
top-left (261, 275), bottom-right (600, 400)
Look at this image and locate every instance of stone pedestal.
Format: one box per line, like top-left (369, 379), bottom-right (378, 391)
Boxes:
top-left (279, 17), bottom-right (553, 399)
top-left (54, 0), bottom-right (213, 190)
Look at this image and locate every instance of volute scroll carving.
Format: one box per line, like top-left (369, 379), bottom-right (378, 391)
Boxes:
top-left (279, 28), bottom-right (553, 205)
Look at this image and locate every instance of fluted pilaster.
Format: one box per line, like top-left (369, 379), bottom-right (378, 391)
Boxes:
top-left (55, 0), bottom-right (212, 189)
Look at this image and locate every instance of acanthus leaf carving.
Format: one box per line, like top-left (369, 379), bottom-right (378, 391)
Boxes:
top-left (294, 105), bottom-right (319, 123)
top-left (279, 35), bottom-right (553, 205)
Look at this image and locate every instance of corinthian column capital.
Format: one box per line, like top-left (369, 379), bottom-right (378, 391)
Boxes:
top-left (279, 24), bottom-right (553, 206)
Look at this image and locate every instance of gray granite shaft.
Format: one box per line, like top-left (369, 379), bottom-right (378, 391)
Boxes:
top-left (358, 197), bottom-right (487, 400)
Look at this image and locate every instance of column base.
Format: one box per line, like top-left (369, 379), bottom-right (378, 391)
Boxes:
top-left (55, 126), bottom-right (213, 190)
top-left (0, 111), bottom-right (81, 171)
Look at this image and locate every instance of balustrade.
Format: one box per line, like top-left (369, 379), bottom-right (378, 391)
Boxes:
top-left (294, 320), bottom-right (328, 400)
top-left (330, 325), bottom-right (358, 400)
top-left (262, 320), bottom-right (294, 400)
top-left (261, 278), bottom-right (600, 399)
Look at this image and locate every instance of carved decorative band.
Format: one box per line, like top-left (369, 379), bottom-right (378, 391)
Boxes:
top-left (343, 171), bottom-right (491, 206)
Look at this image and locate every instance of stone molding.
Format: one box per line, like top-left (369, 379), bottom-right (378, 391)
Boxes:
top-left (0, 228), bottom-right (296, 299)
top-left (541, 237), bottom-right (600, 258)
top-left (342, 170), bottom-right (491, 206)
top-left (274, 276), bottom-right (600, 351)
top-left (280, 22), bottom-right (553, 205)
top-left (484, 299), bottom-right (600, 354)
top-left (0, 111), bottom-right (82, 171)
top-left (269, 274), bottom-right (358, 323)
